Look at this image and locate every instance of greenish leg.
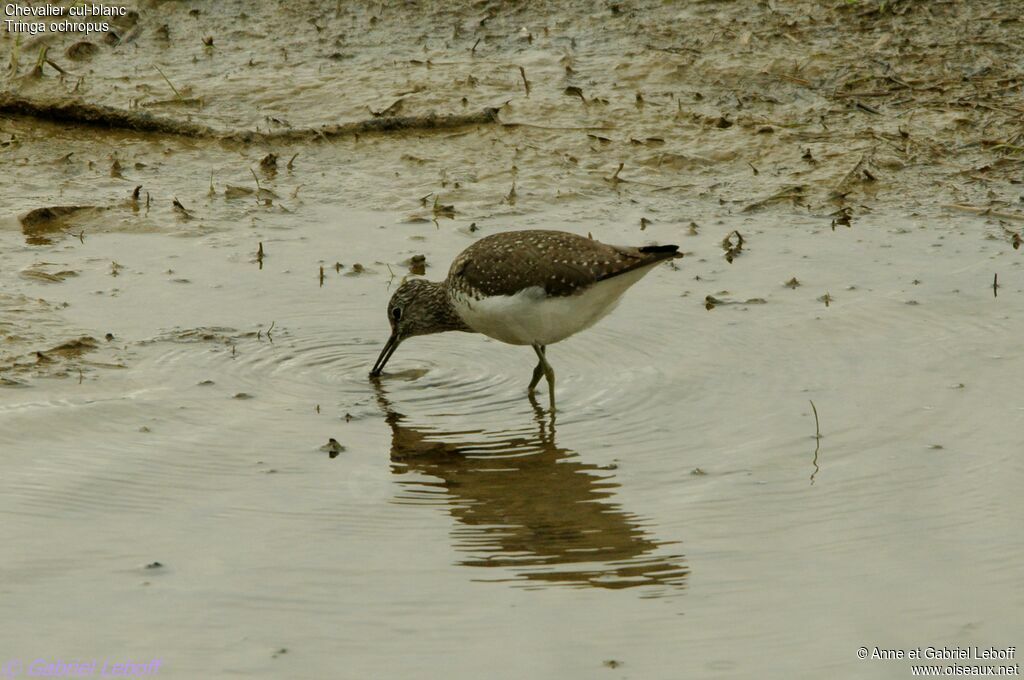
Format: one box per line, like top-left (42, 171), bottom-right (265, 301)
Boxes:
top-left (544, 361), bottom-right (556, 412)
top-left (530, 344), bottom-right (555, 411)
top-left (528, 344), bottom-right (545, 393)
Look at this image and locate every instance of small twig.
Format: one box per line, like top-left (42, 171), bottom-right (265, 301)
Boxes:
top-left (518, 66), bottom-right (530, 97)
top-left (606, 162), bottom-right (624, 185)
top-left (809, 400), bottom-right (821, 485)
top-left (852, 100), bottom-right (882, 115)
top-left (249, 168), bottom-right (262, 205)
top-left (993, 273), bottom-right (998, 298)
top-left (154, 65), bottom-right (185, 102)
top-left (45, 58), bottom-right (70, 76)
top-left (811, 435), bottom-right (820, 485)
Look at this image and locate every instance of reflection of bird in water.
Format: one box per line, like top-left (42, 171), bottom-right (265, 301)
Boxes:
top-left (371, 379), bottom-right (689, 591)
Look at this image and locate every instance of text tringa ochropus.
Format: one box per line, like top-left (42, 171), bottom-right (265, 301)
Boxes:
top-left (370, 229), bottom-right (681, 409)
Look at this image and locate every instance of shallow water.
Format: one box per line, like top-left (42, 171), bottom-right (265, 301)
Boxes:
top-left (2, 203), bottom-right (1020, 677)
top-left (2, 1), bottom-right (1023, 678)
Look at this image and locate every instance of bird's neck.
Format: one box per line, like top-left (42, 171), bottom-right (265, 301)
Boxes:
top-left (422, 280), bottom-right (473, 334)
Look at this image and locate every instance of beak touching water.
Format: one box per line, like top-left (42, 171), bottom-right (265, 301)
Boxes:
top-left (369, 333), bottom-right (400, 377)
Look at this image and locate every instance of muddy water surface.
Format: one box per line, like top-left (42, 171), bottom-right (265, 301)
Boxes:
top-left (2, 1), bottom-right (1023, 678)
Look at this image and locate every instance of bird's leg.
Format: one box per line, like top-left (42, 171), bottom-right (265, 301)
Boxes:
top-left (544, 360), bottom-right (556, 412)
top-left (531, 344), bottom-right (556, 411)
top-left (528, 344), bottom-right (545, 394)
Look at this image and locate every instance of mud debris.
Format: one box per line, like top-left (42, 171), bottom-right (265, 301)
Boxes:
top-left (704, 295), bottom-right (766, 311)
top-left (721, 231), bottom-right (744, 263)
top-left (260, 153), bottom-right (278, 176)
top-left (19, 265), bottom-right (78, 284)
top-left (65, 42), bottom-right (99, 61)
top-left (42, 336), bottom-right (99, 359)
top-left (20, 206), bottom-right (105, 245)
top-left (320, 438), bottom-right (346, 458)
top-left (405, 255), bottom-right (427, 276)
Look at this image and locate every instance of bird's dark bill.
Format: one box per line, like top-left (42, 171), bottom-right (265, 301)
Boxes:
top-left (370, 334), bottom-right (399, 377)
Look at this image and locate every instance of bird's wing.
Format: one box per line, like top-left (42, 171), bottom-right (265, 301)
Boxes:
top-left (450, 230), bottom-right (679, 298)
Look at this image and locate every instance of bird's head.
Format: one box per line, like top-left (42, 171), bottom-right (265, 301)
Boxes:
top-left (369, 278), bottom-right (440, 376)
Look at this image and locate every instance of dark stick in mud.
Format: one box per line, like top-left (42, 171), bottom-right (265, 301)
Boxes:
top-left (809, 401), bottom-right (821, 484)
top-left (249, 169), bottom-right (262, 205)
top-left (153, 65), bottom-right (186, 104)
top-left (0, 94), bottom-right (502, 141)
top-left (0, 93), bottom-right (216, 136)
top-left (518, 66), bottom-right (530, 97)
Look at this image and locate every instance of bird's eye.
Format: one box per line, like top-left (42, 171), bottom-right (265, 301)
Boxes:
top-left (392, 307), bottom-right (402, 321)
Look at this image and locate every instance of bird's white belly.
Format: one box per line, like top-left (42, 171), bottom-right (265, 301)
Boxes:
top-left (451, 266), bottom-right (653, 346)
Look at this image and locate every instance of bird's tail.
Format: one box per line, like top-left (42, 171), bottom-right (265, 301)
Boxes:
top-left (639, 244), bottom-right (683, 260)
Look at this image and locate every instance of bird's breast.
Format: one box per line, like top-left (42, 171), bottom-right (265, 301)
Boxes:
top-left (449, 268), bottom-right (651, 346)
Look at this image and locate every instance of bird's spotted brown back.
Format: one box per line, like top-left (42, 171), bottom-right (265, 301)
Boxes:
top-left (448, 230), bottom-right (679, 299)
